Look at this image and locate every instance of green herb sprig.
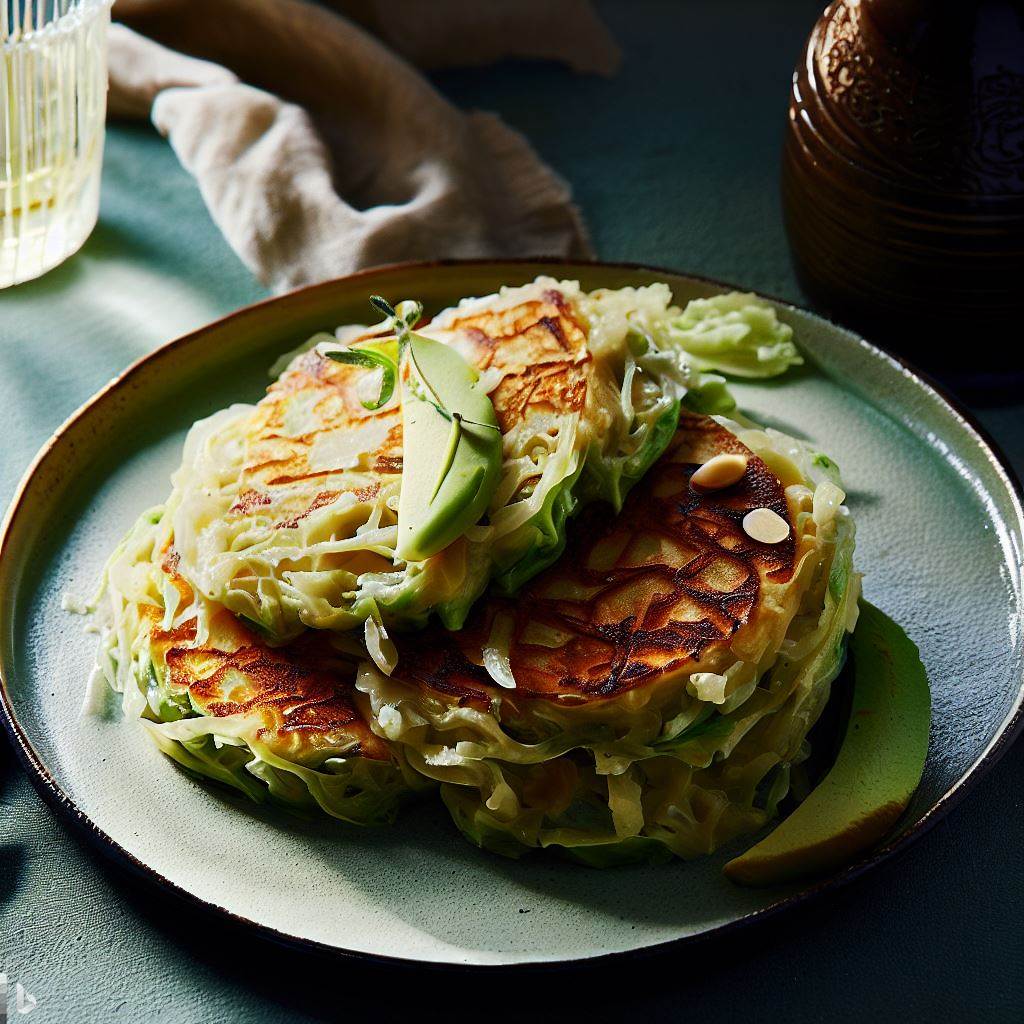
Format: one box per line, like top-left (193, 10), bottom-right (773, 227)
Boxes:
top-left (321, 295), bottom-right (420, 411)
top-left (325, 347), bottom-right (398, 410)
top-left (368, 295), bottom-right (497, 428)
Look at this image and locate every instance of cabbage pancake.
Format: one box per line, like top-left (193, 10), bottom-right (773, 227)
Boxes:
top-left (83, 284), bottom-right (808, 857)
top-left (169, 279), bottom-right (784, 644)
top-left (358, 411), bottom-right (859, 862)
top-left (392, 413), bottom-right (795, 708)
top-left (92, 509), bottom-right (421, 823)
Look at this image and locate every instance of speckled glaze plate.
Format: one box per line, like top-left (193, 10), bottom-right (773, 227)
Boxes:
top-left (2, 261), bottom-right (1022, 968)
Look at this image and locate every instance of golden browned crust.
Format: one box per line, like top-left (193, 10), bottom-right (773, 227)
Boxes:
top-left (421, 288), bottom-right (591, 433)
top-left (239, 340), bottom-right (403, 521)
top-left (393, 412), bottom-right (795, 708)
top-left (146, 560), bottom-right (390, 761)
top-left (223, 287), bottom-right (592, 532)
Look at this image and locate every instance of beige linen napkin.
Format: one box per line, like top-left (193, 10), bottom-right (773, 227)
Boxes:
top-left (108, 0), bottom-right (618, 293)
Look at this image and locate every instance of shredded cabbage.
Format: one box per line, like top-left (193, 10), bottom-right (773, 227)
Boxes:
top-left (83, 511), bottom-right (425, 824)
top-left (364, 615), bottom-right (398, 676)
top-left (166, 281), bottom-right (801, 644)
top-left (76, 281), bottom-right (830, 864)
top-left (355, 419), bottom-right (859, 863)
top-left (482, 612), bottom-right (517, 689)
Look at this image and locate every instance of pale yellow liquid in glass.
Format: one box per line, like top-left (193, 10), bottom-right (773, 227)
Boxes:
top-left (1, 1), bottom-right (110, 289)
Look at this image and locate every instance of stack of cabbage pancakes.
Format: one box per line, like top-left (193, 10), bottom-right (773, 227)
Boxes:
top-left (92, 278), bottom-right (859, 865)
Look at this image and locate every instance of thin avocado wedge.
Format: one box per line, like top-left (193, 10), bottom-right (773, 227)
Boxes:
top-left (724, 600), bottom-right (931, 887)
top-left (396, 333), bottom-right (502, 562)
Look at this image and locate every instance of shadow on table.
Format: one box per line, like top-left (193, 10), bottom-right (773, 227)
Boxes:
top-left (0, 732), bottom-right (28, 906)
top-left (0, 844), bottom-right (26, 905)
top-left (0, 218), bottom-right (189, 314)
top-left (1, 217), bottom-right (165, 296)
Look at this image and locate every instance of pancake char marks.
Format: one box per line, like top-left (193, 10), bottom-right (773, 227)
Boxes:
top-left (220, 288), bottom-right (593, 532)
top-left (394, 412), bottom-right (796, 708)
top-left (145, 560), bottom-right (390, 761)
top-left (233, 329), bottom-right (404, 526)
top-left (422, 287), bottom-right (591, 434)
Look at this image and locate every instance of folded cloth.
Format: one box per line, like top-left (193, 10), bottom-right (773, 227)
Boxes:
top-left (108, 0), bottom-right (616, 293)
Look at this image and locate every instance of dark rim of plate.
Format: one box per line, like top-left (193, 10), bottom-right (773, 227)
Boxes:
top-left (1, 257), bottom-right (1022, 972)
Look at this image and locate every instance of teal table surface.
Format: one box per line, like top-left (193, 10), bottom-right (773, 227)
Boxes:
top-left (1, 1), bottom-right (1021, 1020)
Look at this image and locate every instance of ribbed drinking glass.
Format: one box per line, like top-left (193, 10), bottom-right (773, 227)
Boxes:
top-left (1, 1), bottom-right (111, 289)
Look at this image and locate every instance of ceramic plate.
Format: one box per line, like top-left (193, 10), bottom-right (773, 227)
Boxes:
top-left (2, 261), bottom-right (1022, 967)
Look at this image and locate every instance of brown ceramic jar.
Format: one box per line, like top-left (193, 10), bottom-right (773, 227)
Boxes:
top-left (783, 0), bottom-right (1024, 375)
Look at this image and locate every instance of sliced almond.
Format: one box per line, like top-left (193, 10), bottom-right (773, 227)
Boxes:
top-left (742, 507), bottom-right (790, 544)
top-left (691, 453), bottom-right (748, 492)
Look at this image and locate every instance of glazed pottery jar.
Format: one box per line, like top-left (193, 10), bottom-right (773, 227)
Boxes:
top-left (783, 0), bottom-right (1024, 373)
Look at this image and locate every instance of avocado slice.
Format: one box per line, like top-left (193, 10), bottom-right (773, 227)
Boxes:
top-left (396, 333), bottom-right (502, 562)
top-left (723, 600), bottom-right (930, 887)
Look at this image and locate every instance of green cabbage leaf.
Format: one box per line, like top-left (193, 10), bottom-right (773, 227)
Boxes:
top-left (667, 292), bottom-right (802, 378)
